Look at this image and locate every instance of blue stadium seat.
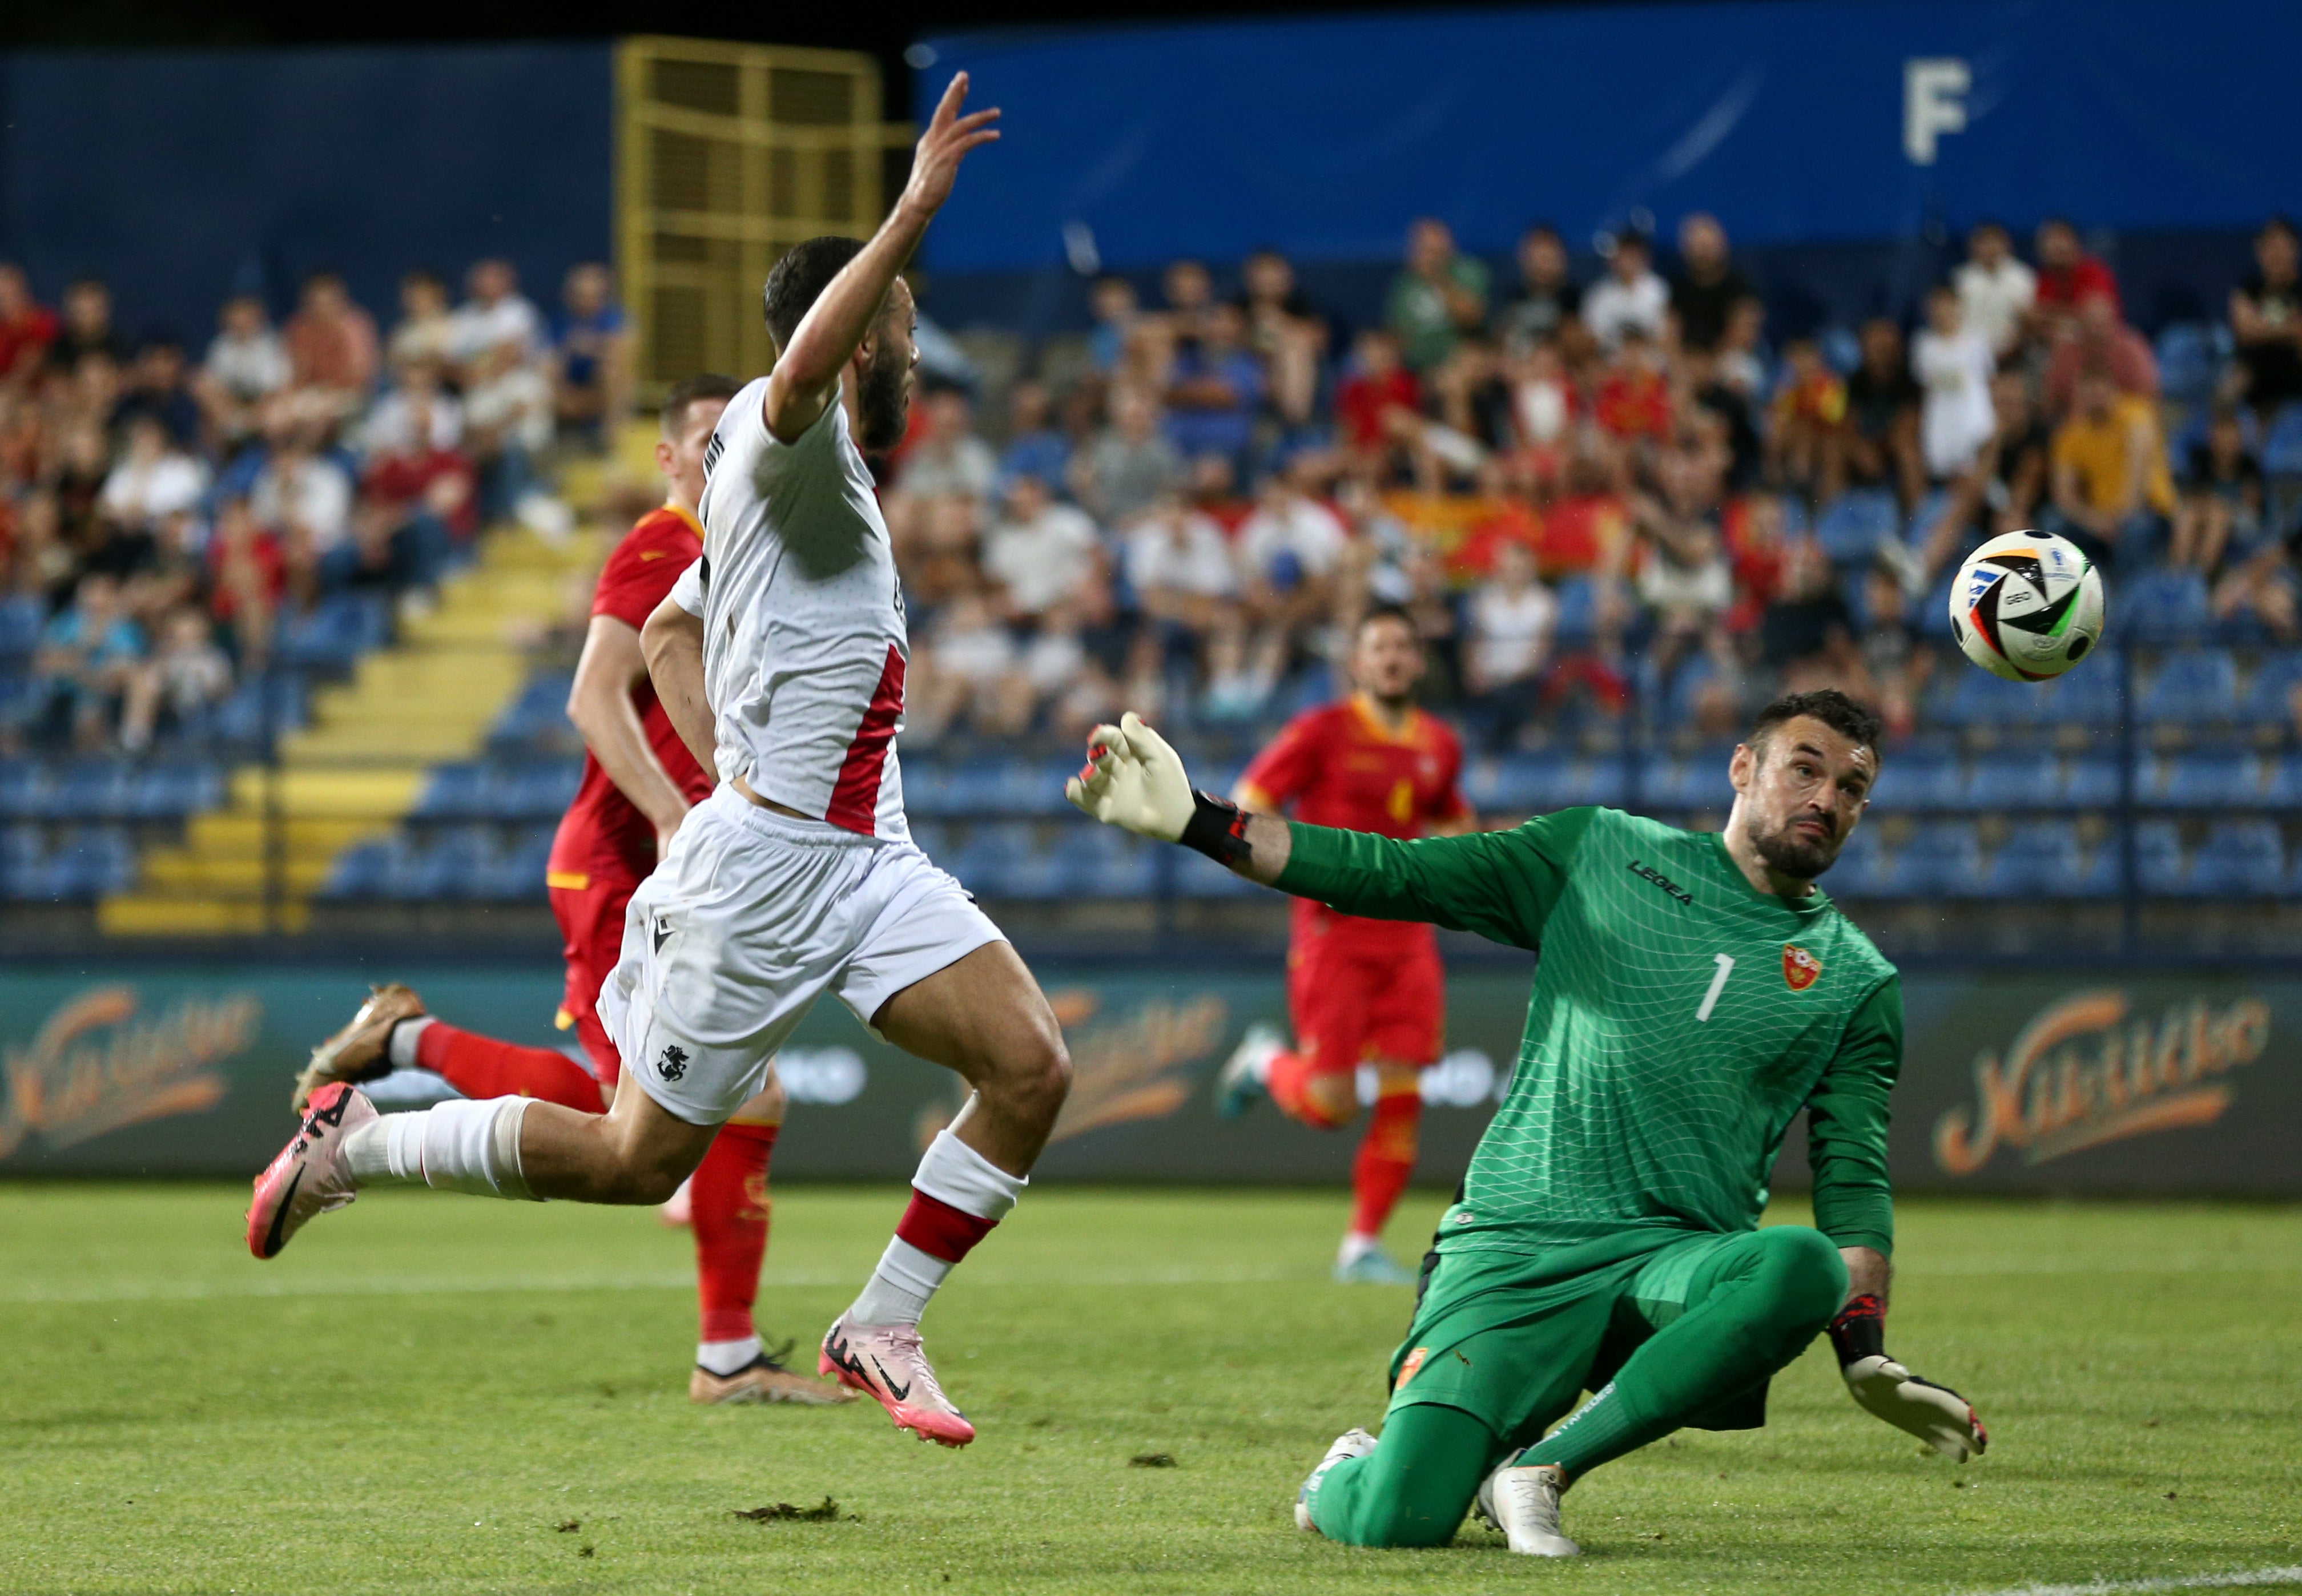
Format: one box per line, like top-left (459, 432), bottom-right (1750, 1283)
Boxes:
top-left (1552, 577), bottom-right (1599, 646)
top-left (1076, 834), bottom-right (1158, 897)
top-left (1903, 487), bottom-right (1953, 547)
top-left (1465, 756), bottom-right (1555, 813)
top-left (1814, 490), bottom-right (1899, 567)
top-left (2188, 820), bottom-right (2285, 898)
top-left (2261, 404), bottom-right (2302, 476)
top-left (2052, 654), bottom-right (2124, 727)
top-left (1918, 566), bottom-right (1961, 642)
top-left (1642, 751), bottom-right (1737, 811)
top-left (1173, 844), bottom-right (1258, 897)
top-left (2135, 821), bottom-right (2187, 894)
top-left (946, 821), bottom-right (1030, 896)
top-left (939, 760), bottom-right (1016, 815)
top-left (2154, 323), bottom-right (2224, 409)
top-left (1981, 820), bottom-right (2087, 897)
top-left (1967, 754), bottom-right (2063, 811)
top-left (2118, 569), bottom-right (2211, 643)
top-left (322, 838), bottom-right (400, 898)
top-left (2156, 749), bottom-right (2263, 808)
top-left (2062, 756), bottom-right (2122, 808)
top-left (1873, 821), bottom-right (1983, 896)
top-left (1869, 752), bottom-right (1963, 811)
top-left (0, 595), bottom-right (45, 656)
top-left (2264, 753), bottom-right (2302, 808)
top-left (0, 760), bottom-right (49, 820)
top-left (1822, 827), bottom-right (1886, 897)
top-left (0, 823), bottom-right (46, 898)
top-left (49, 826), bottom-right (135, 898)
top-left (496, 760), bottom-right (581, 820)
top-left (413, 763), bottom-right (490, 820)
top-left (477, 828), bottom-right (554, 900)
top-left (128, 760), bottom-right (224, 820)
top-left (1942, 666), bottom-right (2051, 729)
top-left (2242, 651), bottom-right (2302, 727)
top-left (48, 761), bottom-right (135, 821)
top-left (2138, 648), bottom-right (2239, 726)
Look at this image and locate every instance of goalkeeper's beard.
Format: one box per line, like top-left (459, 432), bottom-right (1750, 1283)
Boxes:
top-left (1750, 809), bottom-right (1842, 880)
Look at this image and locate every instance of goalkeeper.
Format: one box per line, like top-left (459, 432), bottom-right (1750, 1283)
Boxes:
top-left (1068, 689), bottom-right (1985, 1557)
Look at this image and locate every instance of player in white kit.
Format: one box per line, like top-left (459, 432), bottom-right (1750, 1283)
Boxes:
top-left (247, 76), bottom-right (1072, 1449)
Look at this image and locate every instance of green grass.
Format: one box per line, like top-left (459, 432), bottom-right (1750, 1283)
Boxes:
top-left (2, 1185), bottom-right (2297, 1595)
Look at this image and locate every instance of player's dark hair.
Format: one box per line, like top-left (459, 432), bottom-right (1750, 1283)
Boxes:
top-left (1355, 603), bottom-right (1419, 643)
top-left (762, 235), bottom-right (867, 348)
top-left (1749, 690), bottom-right (1885, 762)
top-left (659, 372), bottom-right (742, 437)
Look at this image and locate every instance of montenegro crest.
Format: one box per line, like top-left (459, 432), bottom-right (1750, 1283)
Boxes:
top-left (1395, 1346), bottom-right (1430, 1390)
top-left (1782, 944), bottom-right (1822, 991)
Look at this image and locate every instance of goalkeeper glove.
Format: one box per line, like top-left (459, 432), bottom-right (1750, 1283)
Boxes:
top-left (1065, 712), bottom-right (1253, 866)
top-left (1828, 1294), bottom-right (1989, 1463)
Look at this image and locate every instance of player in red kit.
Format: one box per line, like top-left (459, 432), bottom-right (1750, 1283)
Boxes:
top-left (1214, 605), bottom-right (1474, 1283)
top-left (290, 374), bottom-right (847, 1408)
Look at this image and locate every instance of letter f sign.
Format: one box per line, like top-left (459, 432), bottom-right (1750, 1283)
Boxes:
top-left (1905, 58), bottom-right (1971, 166)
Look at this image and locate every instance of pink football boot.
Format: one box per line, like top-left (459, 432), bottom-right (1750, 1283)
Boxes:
top-left (819, 1314), bottom-right (976, 1446)
top-left (246, 1082), bottom-right (375, 1259)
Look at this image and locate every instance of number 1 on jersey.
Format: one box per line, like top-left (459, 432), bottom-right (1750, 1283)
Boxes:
top-left (1696, 953), bottom-right (1735, 1022)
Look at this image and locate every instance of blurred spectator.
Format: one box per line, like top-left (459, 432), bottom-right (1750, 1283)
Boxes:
top-left (551, 263), bottom-right (632, 446)
top-left (9, 491), bottom-right (74, 603)
top-left (1857, 557), bottom-right (1927, 739)
top-left (1685, 345), bottom-right (1763, 491)
top-left (1635, 492), bottom-right (1733, 678)
top-left (26, 573), bottom-right (143, 748)
top-left (207, 496), bottom-right (286, 664)
top-left (1386, 219), bottom-right (1489, 373)
top-left (46, 278), bottom-right (129, 373)
top-left (997, 380), bottom-right (1069, 487)
top-left (1581, 231), bottom-right (1669, 350)
top-left (2171, 405), bottom-right (2265, 573)
top-left (1919, 370), bottom-right (2050, 577)
top-left (1462, 540), bottom-right (1556, 751)
top-left (249, 430), bottom-right (355, 597)
top-left (1496, 224), bottom-right (1581, 354)
top-left (1072, 386), bottom-right (1183, 526)
top-left (1159, 259), bottom-right (1217, 349)
top-left (1953, 220), bottom-right (2035, 360)
top-left (0, 264), bottom-right (58, 388)
top-left (907, 591), bottom-right (1031, 740)
top-left (2041, 292), bottom-right (2158, 418)
top-left (1595, 327), bottom-right (1674, 446)
top-left (1830, 317), bottom-right (1924, 509)
top-left (196, 294), bottom-right (291, 445)
top-left (120, 607), bottom-right (231, 751)
top-left (1758, 537), bottom-right (1860, 693)
top-left (1164, 300), bottom-right (1265, 467)
top-left (1334, 328), bottom-right (1423, 482)
top-left (1125, 494), bottom-right (1237, 632)
top-left (2047, 365), bottom-right (2174, 570)
top-left (1668, 213), bottom-right (1756, 353)
top-left (898, 389), bottom-right (999, 499)
top-left (2229, 215), bottom-right (2302, 421)
top-left (98, 414), bottom-right (210, 531)
top-left (387, 269), bottom-right (457, 372)
top-left (1235, 468), bottom-right (1347, 638)
top-left (449, 259), bottom-right (542, 380)
top-left (1508, 337), bottom-right (1576, 450)
top-left (1200, 611), bottom-right (1280, 723)
top-left (280, 271), bottom-right (380, 424)
top-left (1714, 297), bottom-right (1769, 398)
top-left (982, 473), bottom-right (1102, 621)
top-left (2031, 219), bottom-right (2120, 333)
top-left (110, 336), bottom-right (201, 445)
top-left (1238, 249), bottom-right (1327, 430)
top-left (362, 360), bottom-right (464, 460)
top-left (1086, 276), bottom-right (1144, 378)
top-left (1911, 284), bottom-right (1997, 485)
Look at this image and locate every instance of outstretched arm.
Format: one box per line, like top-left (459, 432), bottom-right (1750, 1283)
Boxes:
top-left (762, 75), bottom-right (999, 442)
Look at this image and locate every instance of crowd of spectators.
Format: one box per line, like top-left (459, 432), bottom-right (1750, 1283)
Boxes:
top-left (886, 212), bottom-right (2302, 753)
top-left (0, 259), bottom-right (629, 752)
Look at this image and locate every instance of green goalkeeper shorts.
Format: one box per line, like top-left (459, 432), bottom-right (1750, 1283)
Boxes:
top-left (1385, 1228), bottom-right (1777, 1453)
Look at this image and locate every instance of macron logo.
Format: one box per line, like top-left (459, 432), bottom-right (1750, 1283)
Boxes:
top-left (1627, 859), bottom-right (1693, 905)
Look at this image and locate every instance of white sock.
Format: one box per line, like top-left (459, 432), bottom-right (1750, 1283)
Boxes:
top-left (697, 1335), bottom-right (763, 1376)
top-left (387, 1015), bottom-right (434, 1070)
top-left (848, 1237), bottom-right (953, 1326)
top-left (844, 1127), bottom-right (1025, 1327)
top-left (338, 1098), bottom-right (536, 1200)
top-left (1339, 1231), bottom-right (1382, 1265)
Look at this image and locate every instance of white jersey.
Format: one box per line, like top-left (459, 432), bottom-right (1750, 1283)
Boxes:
top-left (680, 377), bottom-right (909, 840)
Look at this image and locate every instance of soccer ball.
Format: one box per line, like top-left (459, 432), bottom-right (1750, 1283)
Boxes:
top-left (1947, 531), bottom-right (2106, 682)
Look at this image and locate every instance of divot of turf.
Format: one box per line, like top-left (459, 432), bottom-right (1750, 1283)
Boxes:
top-left (733, 1497), bottom-right (851, 1522)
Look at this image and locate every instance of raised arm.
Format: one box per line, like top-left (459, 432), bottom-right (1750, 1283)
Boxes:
top-left (641, 591), bottom-right (715, 779)
top-left (762, 74), bottom-right (999, 442)
top-left (566, 614), bottom-right (691, 855)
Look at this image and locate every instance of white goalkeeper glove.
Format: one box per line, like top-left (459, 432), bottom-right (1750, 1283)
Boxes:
top-left (1828, 1294), bottom-right (1989, 1463)
top-left (1065, 712), bottom-right (1254, 865)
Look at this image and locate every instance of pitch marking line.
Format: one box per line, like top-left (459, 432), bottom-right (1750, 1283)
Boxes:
top-left (1967, 1567), bottom-right (2302, 1596)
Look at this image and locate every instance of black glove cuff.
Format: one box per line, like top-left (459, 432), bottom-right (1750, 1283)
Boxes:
top-left (1178, 789), bottom-right (1253, 866)
top-left (1827, 1293), bottom-right (1886, 1365)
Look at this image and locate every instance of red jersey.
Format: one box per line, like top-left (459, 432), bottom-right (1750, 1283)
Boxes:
top-left (545, 505), bottom-right (716, 892)
top-left (1237, 696), bottom-right (1470, 953)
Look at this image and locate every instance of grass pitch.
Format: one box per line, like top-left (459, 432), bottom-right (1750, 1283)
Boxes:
top-left (3, 1184), bottom-right (2297, 1595)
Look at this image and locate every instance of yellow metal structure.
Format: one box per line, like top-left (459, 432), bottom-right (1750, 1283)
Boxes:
top-left (616, 35), bottom-right (911, 403)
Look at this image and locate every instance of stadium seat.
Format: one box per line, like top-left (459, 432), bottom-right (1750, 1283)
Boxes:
top-left (1873, 820), bottom-right (1983, 896)
top-left (2118, 569), bottom-right (2212, 643)
top-left (2261, 403), bottom-right (2302, 476)
top-left (2156, 749), bottom-right (2263, 808)
top-left (2241, 651), bottom-right (2302, 727)
top-left (2052, 654), bottom-right (2124, 727)
top-left (1942, 667), bottom-right (2050, 730)
top-left (413, 763), bottom-right (490, 820)
top-left (0, 760), bottom-right (48, 820)
top-left (1981, 820), bottom-right (2087, 897)
top-left (1814, 490), bottom-right (1899, 567)
top-left (2263, 753), bottom-right (2302, 807)
top-left (2062, 755), bottom-right (2123, 808)
top-left (2154, 323), bottom-right (2225, 409)
top-left (1641, 751), bottom-right (1737, 811)
top-left (1822, 826), bottom-right (1886, 897)
top-left (0, 595), bottom-right (44, 657)
top-left (1173, 844), bottom-right (1258, 897)
top-left (2138, 648), bottom-right (2239, 726)
top-left (128, 760), bottom-right (224, 820)
top-left (496, 760), bottom-right (581, 820)
top-left (1869, 751), bottom-right (1963, 811)
top-left (2135, 821), bottom-right (2187, 894)
top-left (945, 821), bottom-right (1031, 896)
top-left (1552, 577), bottom-right (1599, 646)
top-left (2187, 820), bottom-right (2286, 898)
top-left (1966, 754), bottom-right (2063, 811)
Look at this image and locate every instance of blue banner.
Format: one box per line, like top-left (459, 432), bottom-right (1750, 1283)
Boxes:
top-left (919, 0), bottom-right (2302, 274)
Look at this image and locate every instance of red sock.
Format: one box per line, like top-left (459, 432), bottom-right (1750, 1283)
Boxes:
top-left (894, 1188), bottom-right (999, 1264)
top-left (1348, 1089), bottom-right (1423, 1240)
top-left (693, 1121), bottom-right (778, 1343)
top-left (415, 1021), bottom-right (604, 1112)
top-left (1267, 1049), bottom-right (1351, 1131)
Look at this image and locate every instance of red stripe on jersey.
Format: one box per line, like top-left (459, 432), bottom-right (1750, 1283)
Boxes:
top-left (824, 644), bottom-right (906, 835)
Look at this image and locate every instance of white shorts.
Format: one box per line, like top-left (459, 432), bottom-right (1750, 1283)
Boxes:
top-left (596, 787), bottom-right (1005, 1125)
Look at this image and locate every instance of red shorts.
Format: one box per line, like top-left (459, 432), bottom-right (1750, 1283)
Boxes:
top-left (1286, 933), bottom-right (1445, 1074)
top-left (548, 869), bottom-right (640, 1085)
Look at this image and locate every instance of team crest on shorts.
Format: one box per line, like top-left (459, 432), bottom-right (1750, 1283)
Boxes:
top-left (1396, 1346), bottom-right (1430, 1388)
top-left (1782, 944), bottom-right (1822, 991)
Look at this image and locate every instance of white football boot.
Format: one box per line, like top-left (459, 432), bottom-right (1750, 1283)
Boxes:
top-left (1475, 1460), bottom-right (1580, 1556)
top-left (1294, 1426), bottom-right (1378, 1533)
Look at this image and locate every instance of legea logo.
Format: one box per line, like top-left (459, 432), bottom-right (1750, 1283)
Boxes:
top-left (1932, 989), bottom-right (2269, 1173)
top-left (0, 986), bottom-right (261, 1158)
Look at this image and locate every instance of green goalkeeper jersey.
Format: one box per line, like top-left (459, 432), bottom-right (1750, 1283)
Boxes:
top-left (1277, 806), bottom-right (1901, 1261)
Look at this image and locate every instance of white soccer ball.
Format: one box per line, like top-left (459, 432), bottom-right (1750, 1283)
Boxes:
top-left (1947, 531), bottom-right (2106, 682)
